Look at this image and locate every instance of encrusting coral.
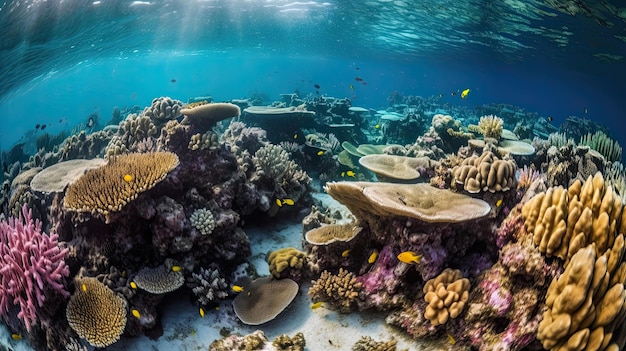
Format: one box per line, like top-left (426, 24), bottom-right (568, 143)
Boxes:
top-left (423, 268), bottom-right (470, 326)
top-left (309, 268), bottom-right (364, 313)
top-left (452, 150), bottom-right (517, 193)
top-left (267, 247), bottom-right (307, 279)
top-left (521, 172), bottom-right (624, 263)
top-left (66, 277), bottom-right (127, 348)
top-left (63, 152), bottom-right (179, 221)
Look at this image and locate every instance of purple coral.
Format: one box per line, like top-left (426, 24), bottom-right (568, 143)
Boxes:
top-left (0, 204), bottom-right (70, 332)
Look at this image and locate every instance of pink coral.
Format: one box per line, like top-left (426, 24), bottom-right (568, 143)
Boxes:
top-left (0, 204), bottom-right (70, 331)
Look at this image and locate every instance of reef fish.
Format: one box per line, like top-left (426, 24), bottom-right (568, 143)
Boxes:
top-left (199, 307), bottom-right (205, 318)
top-left (232, 285), bottom-right (245, 293)
top-left (447, 333), bottom-right (456, 345)
top-left (496, 199), bottom-right (503, 207)
top-left (311, 301), bottom-right (323, 309)
top-left (368, 250), bottom-right (378, 264)
top-left (317, 150), bottom-right (325, 156)
top-left (397, 251), bottom-right (421, 264)
top-left (131, 309), bottom-right (141, 319)
top-left (282, 198), bottom-right (295, 206)
top-left (123, 174), bottom-right (133, 182)
top-left (171, 265), bottom-right (182, 272)
top-left (81, 283), bottom-right (87, 292)
top-left (130, 281), bottom-right (137, 289)
top-left (461, 88), bottom-right (470, 99)
top-left (341, 249), bottom-right (351, 257)
top-left (345, 170), bottom-right (356, 177)
top-left (11, 333), bottom-right (22, 340)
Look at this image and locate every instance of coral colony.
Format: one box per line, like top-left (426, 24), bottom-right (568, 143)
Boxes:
top-left (1, 93), bottom-right (625, 351)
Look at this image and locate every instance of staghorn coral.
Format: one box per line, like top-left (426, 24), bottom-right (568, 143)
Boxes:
top-left (132, 259), bottom-right (185, 294)
top-left (423, 268), bottom-right (470, 326)
top-left (537, 243), bottom-right (626, 351)
top-left (190, 208), bottom-right (216, 235)
top-left (0, 204), bottom-right (70, 332)
top-left (186, 265), bottom-right (229, 306)
top-left (452, 150), bottom-right (517, 193)
top-left (63, 152), bottom-right (179, 221)
top-left (521, 172), bottom-right (623, 263)
top-left (309, 268), bottom-right (364, 313)
top-left (66, 277), bottom-right (127, 348)
top-left (267, 247), bottom-right (307, 279)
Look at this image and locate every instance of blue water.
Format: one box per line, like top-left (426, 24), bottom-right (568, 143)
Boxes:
top-left (1, 0), bottom-right (625, 149)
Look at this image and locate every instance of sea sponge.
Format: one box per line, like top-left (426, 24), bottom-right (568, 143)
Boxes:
top-left (358, 154), bottom-right (439, 181)
top-left (304, 222), bottom-right (362, 245)
top-left (324, 182), bottom-right (491, 223)
top-left (452, 150), bottom-right (517, 193)
top-left (537, 244), bottom-right (626, 351)
top-left (190, 208), bottom-right (216, 236)
top-left (423, 268), bottom-right (470, 326)
top-left (232, 277), bottom-right (299, 325)
top-left (66, 277), bottom-right (127, 348)
top-left (63, 152), bottom-right (179, 222)
top-left (267, 247), bottom-right (307, 279)
top-left (308, 268), bottom-right (363, 313)
top-left (132, 259), bottom-right (185, 294)
top-left (522, 172), bottom-right (624, 263)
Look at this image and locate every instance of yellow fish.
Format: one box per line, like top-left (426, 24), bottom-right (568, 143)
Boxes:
top-left (81, 283), bottom-right (87, 292)
top-left (346, 170), bottom-right (356, 177)
top-left (123, 174), bottom-right (133, 182)
top-left (447, 333), bottom-right (457, 345)
top-left (276, 198), bottom-right (283, 207)
top-left (215, 306), bottom-right (220, 311)
top-left (397, 251), bottom-right (421, 264)
top-left (282, 198), bottom-right (295, 206)
top-left (11, 333), bottom-right (22, 340)
top-left (349, 84), bottom-right (354, 90)
top-left (232, 285), bottom-right (245, 293)
top-left (199, 307), bottom-right (205, 318)
top-left (341, 249), bottom-right (351, 257)
top-left (461, 88), bottom-right (470, 99)
top-left (374, 124), bottom-right (380, 129)
top-left (131, 309), bottom-right (141, 319)
top-left (496, 199), bottom-right (503, 207)
top-left (317, 150), bottom-right (325, 156)
top-left (341, 171), bottom-right (346, 177)
top-left (171, 265), bottom-right (182, 272)
top-left (368, 250), bottom-right (378, 264)
top-left (311, 301), bottom-right (323, 309)
top-left (130, 281), bottom-right (137, 289)
top-left (293, 133), bottom-right (298, 139)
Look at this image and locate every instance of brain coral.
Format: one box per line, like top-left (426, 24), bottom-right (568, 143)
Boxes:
top-left (66, 277), bottom-right (127, 348)
top-left (63, 152), bottom-right (179, 221)
top-left (423, 268), bottom-right (470, 326)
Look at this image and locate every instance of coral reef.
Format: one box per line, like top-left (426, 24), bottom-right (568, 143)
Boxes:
top-left (186, 265), bottom-right (228, 307)
top-left (208, 330), bottom-right (305, 351)
top-left (452, 150), bottom-right (517, 193)
top-left (267, 247), bottom-right (307, 279)
top-left (579, 131), bottom-right (622, 162)
top-left (190, 208), bottom-right (216, 235)
top-left (352, 336), bottom-right (405, 351)
top-left (131, 259), bottom-right (185, 294)
top-left (309, 268), bottom-right (364, 313)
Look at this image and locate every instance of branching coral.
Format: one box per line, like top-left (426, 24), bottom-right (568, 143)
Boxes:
top-left (423, 268), bottom-right (470, 326)
top-left (522, 172), bottom-right (623, 263)
top-left (0, 204), bottom-right (69, 332)
top-left (579, 131), bottom-right (622, 163)
top-left (452, 150), bottom-right (517, 193)
top-left (186, 265), bottom-right (228, 306)
top-left (476, 115), bottom-right (504, 140)
top-left (63, 152), bottom-right (179, 221)
top-left (308, 268), bottom-right (364, 313)
top-left (190, 208), bottom-right (216, 235)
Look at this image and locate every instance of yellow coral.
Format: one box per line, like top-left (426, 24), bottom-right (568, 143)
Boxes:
top-left (267, 247), bottom-right (307, 279)
top-left (66, 277), bottom-right (127, 348)
top-left (537, 242), bottom-right (626, 351)
top-left (522, 172), bottom-right (624, 263)
top-left (477, 115), bottom-right (504, 140)
top-left (64, 152), bottom-right (179, 221)
top-left (423, 268), bottom-right (470, 326)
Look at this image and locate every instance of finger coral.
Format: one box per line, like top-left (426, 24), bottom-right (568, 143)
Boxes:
top-left (66, 277), bottom-right (127, 348)
top-left (537, 243), bottom-right (626, 351)
top-left (452, 150), bottom-right (517, 193)
top-left (267, 247), bottom-right (307, 279)
top-left (522, 172), bottom-right (624, 263)
top-left (423, 268), bottom-right (470, 326)
top-left (0, 204), bottom-right (70, 332)
top-left (190, 208), bottom-right (216, 236)
top-left (309, 268), bottom-right (363, 313)
top-left (63, 152), bottom-right (179, 222)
